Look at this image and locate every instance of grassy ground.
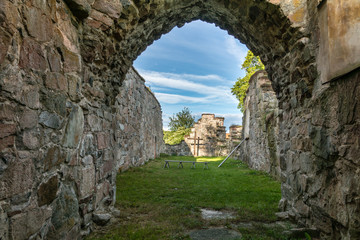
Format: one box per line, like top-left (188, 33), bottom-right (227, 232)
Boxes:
top-left (86, 155), bottom-right (296, 240)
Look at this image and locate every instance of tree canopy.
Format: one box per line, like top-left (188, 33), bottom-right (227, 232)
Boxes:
top-left (164, 107), bottom-right (195, 145)
top-left (168, 107), bottom-right (195, 131)
top-left (163, 127), bottom-right (192, 145)
top-left (231, 50), bottom-right (264, 112)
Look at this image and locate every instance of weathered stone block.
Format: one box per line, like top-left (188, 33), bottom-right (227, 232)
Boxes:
top-left (50, 184), bottom-right (80, 235)
top-left (0, 104), bottom-right (15, 121)
top-left (22, 130), bottom-right (40, 150)
top-left (37, 175), bottom-right (59, 206)
top-left (80, 134), bottom-right (95, 157)
top-left (0, 124), bottom-right (16, 138)
top-left (45, 72), bottom-right (67, 91)
top-left (0, 201), bottom-right (9, 240)
top-left (78, 164), bottom-right (95, 199)
top-left (81, 155), bottom-right (93, 166)
top-left (0, 136), bottom-right (15, 151)
top-left (92, 213), bottom-right (111, 226)
top-left (24, 7), bottom-right (53, 42)
top-left (86, 9), bottom-right (114, 30)
top-left (95, 181), bottom-right (110, 208)
top-left (96, 132), bottom-right (109, 150)
top-left (62, 47), bottom-right (82, 73)
top-left (39, 111), bottom-right (63, 129)
top-left (0, 28), bottom-right (10, 65)
top-left (63, 105), bottom-right (84, 148)
top-left (47, 48), bottom-right (62, 72)
top-left (100, 160), bottom-right (114, 179)
top-left (92, 0), bottom-right (122, 19)
top-left (19, 38), bottom-right (47, 71)
top-left (67, 73), bottom-right (82, 101)
top-left (87, 114), bottom-right (102, 132)
top-left (41, 93), bottom-right (67, 117)
top-left (0, 157), bottom-right (34, 200)
top-left (21, 87), bottom-right (40, 109)
top-left (44, 146), bottom-right (65, 171)
top-left (19, 109), bottom-right (38, 129)
top-left (10, 208), bottom-right (52, 240)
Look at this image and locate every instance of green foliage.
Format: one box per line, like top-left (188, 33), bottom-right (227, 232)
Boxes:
top-left (231, 50), bottom-right (265, 112)
top-left (87, 156), bottom-right (283, 240)
top-left (168, 107), bottom-right (195, 131)
top-left (305, 232), bottom-right (312, 240)
top-left (163, 127), bottom-right (191, 145)
top-left (164, 107), bottom-right (195, 145)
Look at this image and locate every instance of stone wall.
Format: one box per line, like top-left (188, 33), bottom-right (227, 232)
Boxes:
top-left (162, 141), bottom-right (192, 157)
top-left (185, 114), bottom-right (227, 157)
top-left (115, 67), bottom-right (163, 171)
top-left (239, 70), bottom-right (281, 178)
top-left (0, 31), bottom-right (163, 239)
top-left (1, 0), bottom-right (360, 239)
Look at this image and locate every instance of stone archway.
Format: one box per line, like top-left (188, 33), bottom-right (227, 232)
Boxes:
top-left (0, 0), bottom-right (359, 239)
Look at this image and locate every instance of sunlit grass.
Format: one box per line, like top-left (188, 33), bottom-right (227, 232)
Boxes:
top-left (196, 156), bottom-right (224, 162)
top-left (86, 156), bottom-right (285, 240)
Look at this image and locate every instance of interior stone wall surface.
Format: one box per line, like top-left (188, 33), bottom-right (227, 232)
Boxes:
top-left (239, 70), bottom-right (281, 179)
top-left (115, 67), bottom-right (163, 171)
top-left (0, 0), bottom-right (359, 239)
top-left (162, 141), bottom-right (193, 157)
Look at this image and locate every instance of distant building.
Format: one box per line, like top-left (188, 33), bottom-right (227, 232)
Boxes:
top-left (163, 113), bottom-right (243, 157)
top-left (184, 114), bottom-right (242, 156)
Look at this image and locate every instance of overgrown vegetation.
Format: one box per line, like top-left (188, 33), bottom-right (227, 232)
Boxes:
top-left (163, 127), bottom-right (191, 145)
top-left (86, 156), bottom-right (300, 240)
top-left (231, 50), bottom-right (265, 112)
top-left (168, 107), bottom-right (195, 131)
top-left (164, 107), bottom-right (195, 145)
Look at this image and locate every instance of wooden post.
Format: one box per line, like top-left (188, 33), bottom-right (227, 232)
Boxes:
top-left (193, 131), bottom-right (197, 156)
top-left (197, 137), bottom-right (200, 156)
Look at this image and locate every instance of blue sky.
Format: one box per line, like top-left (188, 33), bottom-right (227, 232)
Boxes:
top-left (133, 20), bottom-right (249, 131)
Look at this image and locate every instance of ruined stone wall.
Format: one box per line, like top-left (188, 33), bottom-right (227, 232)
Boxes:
top-left (239, 70), bottom-right (281, 178)
top-left (1, 0), bottom-right (360, 239)
top-left (115, 67), bottom-right (163, 171)
top-left (162, 141), bottom-right (192, 157)
top-left (163, 114), bottom-right (242, 157)
top-left (0, 0), bottom-right (163, 234)
top-left (185, 114), bottom-right (227, 157)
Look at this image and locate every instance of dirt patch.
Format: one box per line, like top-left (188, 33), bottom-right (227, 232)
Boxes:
top-left (200, 209), bottom-right (236, 220)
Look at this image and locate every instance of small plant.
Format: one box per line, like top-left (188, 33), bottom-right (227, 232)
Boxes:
top-left (305, 232), bottom-right (312, 240)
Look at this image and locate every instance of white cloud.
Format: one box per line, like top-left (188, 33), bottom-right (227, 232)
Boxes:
top-left (155, 93), bottom-right (211, 104)
top-left (139, 70), bottom-right (228, 96)
top-left (159, 72), bottom-right (225, 82)
top-left (162, 113), bottom-right (171, 131)
top-left (138, 69), bottom-right (239, 107)
top-left (225, 36), bottom-right (248, 69)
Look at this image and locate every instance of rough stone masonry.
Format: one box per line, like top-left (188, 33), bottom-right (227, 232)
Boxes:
top-left (240, 70), bottom-right (281, 179)
top-left (0, 0), bottom-right (359, 239)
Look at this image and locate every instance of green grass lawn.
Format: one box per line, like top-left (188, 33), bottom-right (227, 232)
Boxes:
top-left (86, 156), bottom-right (291, 240)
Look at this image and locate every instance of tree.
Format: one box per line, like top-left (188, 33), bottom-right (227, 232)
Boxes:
top-left (168, 107), bottom-right (195, 131)
top-left (231, 50), bottom-right (265, 112)
top-left (164, 107), bottom-right (195, 145)
top-left (163, 127), bottom-right (192, 145)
